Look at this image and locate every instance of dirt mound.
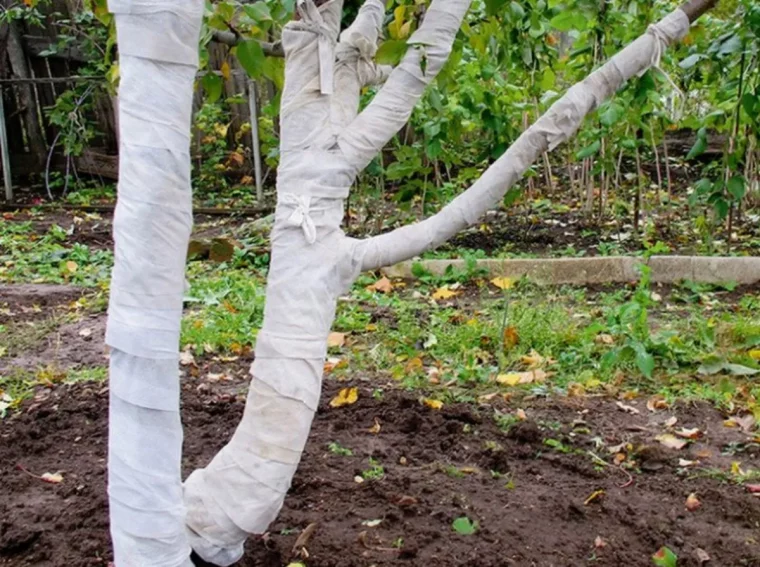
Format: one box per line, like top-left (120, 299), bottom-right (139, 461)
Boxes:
top-left (2, 383), bottom-right (760, 567)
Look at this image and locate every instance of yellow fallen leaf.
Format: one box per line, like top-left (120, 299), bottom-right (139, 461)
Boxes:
top-left (65, 261), bottom-right (78, 273)
top-left (584, 489), bottom-right (605, 505)
top-left (432, 286), bottom-right (459, 300)
top-left (496, 369), bottom-right (549, 386)
top-left (656, 434), bottom-right (688, 450)
top-left (520, 350), bottom-right (556, 369)
top-left (503, 326), bottom-right (519, 349)
top-left (422, 398), bottom-right (443, 410)
top-left (567, 383), bottom-right (585, 397)
top-left (491, 276), bottom-right (514, 290)
top-left (329, 387), bottom-right (358, 408)
top-left (405, 357), bottom-right (423, 373)
top-left (749, 350), bottom-right (760, 360)
top-left (327, 332), bottom-right (346, 348)
top-left (731, 461), bottom-right (744, 476)
top-left (366, 276), bottom-right (393, 293)
top-left (368, 418), bottom-right (381, 434)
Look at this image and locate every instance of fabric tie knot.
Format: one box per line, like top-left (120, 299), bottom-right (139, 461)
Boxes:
top-left (280, 193), bottom-right (317, 244)
top-left (296, 0), bottom-right (335, 95)
top-left (644, 10), bottom-right (689, 118)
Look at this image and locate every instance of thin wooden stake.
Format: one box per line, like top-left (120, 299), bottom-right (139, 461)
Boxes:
top-left (248, 80), bottom-right (263, 202)
top-left (0, 88), bottom-right (13, 201)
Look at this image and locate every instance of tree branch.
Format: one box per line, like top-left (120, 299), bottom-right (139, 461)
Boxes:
top-left (337, 0), bottom-right (474, 170)
top-left (212, 30), bottom-right (284, 57)
top-left (355, 5), bottom-right (712, 271)
top-left (681, 0), bottom-right (718, 22)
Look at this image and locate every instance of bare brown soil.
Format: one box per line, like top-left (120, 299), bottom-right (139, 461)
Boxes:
top-left (2, 379), bottom-right (760, 567)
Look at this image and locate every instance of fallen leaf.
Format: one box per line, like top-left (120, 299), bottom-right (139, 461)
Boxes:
top-left (327, 332), bottom-right (346, 348)
top-left (179, 350), bottom-right (195, 366)
top-left (496, 369), bottom-right (549, 386)
top-left (396, 495), bottom-right (417, 507)
top-left (567, 383), bottom-right (585, 397)
top-left (228, 151), bottom-right (245, 167)
top-left (422, 398), bottom-right (443, 410)
top-left (724, 414), bottom-right (756, 432)
top-left (361, 519), bottom-right (382, 527)
top-left (323, 357), bottom-right (346, 374)
top-left (647, 395), bottom-right (669, 412)
top-left (664, 416), bottom-right (678, 428)
top-left (354, 475), bottom-right (364, 484)
top-left (678, 459), bottom-right (698, 467)
top-left (594, 536), bottom-right (607, 549)
top-left (731, 461), bottom-right (744, 476)
top-left (65, 261), bottom-right (78, 273)
top-left (676, 427), bottom-right (702, 440)
top-left (502, 326), bottom-right (519, 349)
top-left (78, 327), bottom-right (93, 338)
top-left (692, 548), bottom-right (710, 564)
top-left (596, 333), bottom-right (615, 345)
top-left (432, 286), bottom-right (459, 300)
top-left (584, 489), bottom-right (605, 505)
top-left (330, 387), bottom-right (358, 408)
top-left (292, 522), bottom-right (318, 555)
top-left (41, 472), bottom-right (63, 484)
top-left (746, 484), bottom-right (760, 493)
top-left (368, 418), bottom-right (381, 434)
top-left (366, 277), bottom-right (393, 293)
top-left (656, 434), bottom-right (688, 450)
top-left (520, 350), bottom-right (556, 368)
top-left (491, 276), bottom-right (514, 290)
top-left (516, 408), bottom-right (527, 421)
top-left (616, 401), bottom-right (640, 415)
top-left (685, 493), bottom-right (701, 511)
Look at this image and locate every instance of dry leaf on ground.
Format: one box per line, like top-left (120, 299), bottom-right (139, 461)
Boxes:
top-left (422, 398), bottom-right (443, 410)
top-left (330, 387), bottom-right (358, 408)
top-left (656, 434), bottom-right (688, 450)
top-left (327, 332), bottom-right (346, 348)
top-left (432, 287), bottom-right (459, 300)
top-left (490, 277), bottom-right (514, 290)
top-left (366, 277), bottom-right (393, 293)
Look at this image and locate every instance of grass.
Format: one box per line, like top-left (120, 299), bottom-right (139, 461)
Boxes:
top-left (3, 213), bottom-right (760, 421)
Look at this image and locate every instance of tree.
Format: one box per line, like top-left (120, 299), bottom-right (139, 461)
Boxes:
top-left (105, 0), bottom-right (717, 565)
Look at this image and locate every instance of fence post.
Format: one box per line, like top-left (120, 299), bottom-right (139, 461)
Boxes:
top-left (0, 86), bottom-right (13, 202)
top-left (248, 79), bottom-right (263, 202)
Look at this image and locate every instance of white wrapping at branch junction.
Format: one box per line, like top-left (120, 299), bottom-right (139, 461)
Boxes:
top-left (105, 0), bottom-right (693, 563)
top-left (106, 0), bottom-right (202, 565)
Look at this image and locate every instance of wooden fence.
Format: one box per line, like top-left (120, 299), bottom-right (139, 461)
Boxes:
top-left (0, 0), bottom-right (266, 201)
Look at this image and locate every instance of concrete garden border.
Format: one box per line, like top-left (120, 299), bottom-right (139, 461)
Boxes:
top-left (381, 256), bottom-right (760, 286)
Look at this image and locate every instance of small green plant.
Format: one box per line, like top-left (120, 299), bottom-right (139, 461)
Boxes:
top-left (651, 546), bottom-right (677, 567)
top-left (452, 516), bottom-right (478, 535)
top-left (327, 442), bottom-right (353, 457)
top-left (362, 458), bottom-right (385, 480)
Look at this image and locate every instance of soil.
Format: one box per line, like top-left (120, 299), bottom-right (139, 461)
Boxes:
top-left (2, 380), bottom-right (760, 567)
top-left (0, 285), bottom-right (107, 373)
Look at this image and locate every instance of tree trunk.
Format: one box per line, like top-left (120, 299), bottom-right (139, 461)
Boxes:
top-left (106, 2), bottom-right (713, 565)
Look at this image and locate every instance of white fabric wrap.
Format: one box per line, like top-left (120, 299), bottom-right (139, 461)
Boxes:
top-left (183, 1), bottom-right (470, 564)
top-left (356, 8), bottom-right (690, 270)
top-left (106, 0), bottom-right (202, 565)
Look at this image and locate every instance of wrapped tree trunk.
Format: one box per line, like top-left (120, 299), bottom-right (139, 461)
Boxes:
top-left (106, 0), bottom-right (716, 564)
top-left (106, 0), bottom-right (203, 565)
